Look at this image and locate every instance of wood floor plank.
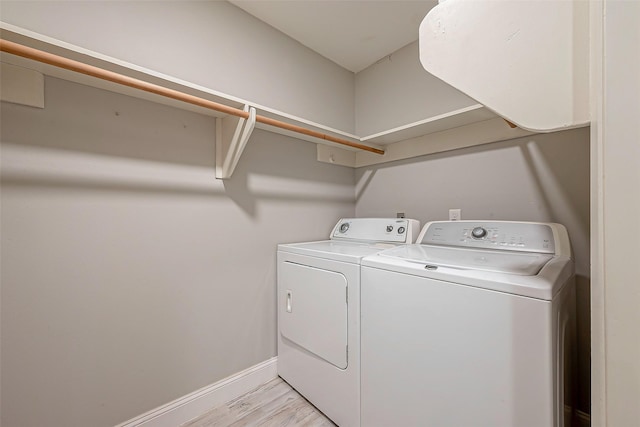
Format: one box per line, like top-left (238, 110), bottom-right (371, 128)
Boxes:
top-left (182, 377), bottom-right (336, 427)
top-left (182, 403), bottom-right (235, 427)
top-left (252, 394), bottom-right (318, 427)
top-left (298, 410), bottom-right (337, 427)
top-left (227, 379), bottom-right (293, 419)
top-left (227, 389), bottom-right (304, 427)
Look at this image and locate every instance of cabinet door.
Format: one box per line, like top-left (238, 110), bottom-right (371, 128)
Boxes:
top-left (279, 262), bottom-right (348, 369)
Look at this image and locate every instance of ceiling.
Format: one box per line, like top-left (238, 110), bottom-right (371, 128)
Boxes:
top-left (229, 1), bottom-right (438, 73)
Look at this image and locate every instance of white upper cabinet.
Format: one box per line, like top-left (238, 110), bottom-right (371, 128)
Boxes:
top-left (419, 0), bottom-right (589, 132)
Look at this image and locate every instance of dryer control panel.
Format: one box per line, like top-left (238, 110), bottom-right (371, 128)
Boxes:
top-left (331, 218), bottom-right (420, 243)
top-left (417, 221), bottom-right (559, 254)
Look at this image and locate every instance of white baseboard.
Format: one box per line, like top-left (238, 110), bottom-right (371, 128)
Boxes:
top-left (115, 357), bottom-right (278, 427)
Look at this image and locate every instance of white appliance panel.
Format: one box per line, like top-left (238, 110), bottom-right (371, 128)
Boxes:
top-left (331, 217), bottom-right (419, 243)
top-left (279, 261), bottom-right (348, 369)
top-left (417, 220), bottom-right (558, 253)
top-left (276, 250), bottom-right (361, 427)
top-left (361, 266), bottom-right (554, 427)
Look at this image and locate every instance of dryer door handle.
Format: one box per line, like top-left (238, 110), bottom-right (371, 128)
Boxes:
top-left (286, 290), bottom-right (292, 313)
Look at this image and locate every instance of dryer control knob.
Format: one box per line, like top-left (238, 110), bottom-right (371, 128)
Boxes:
top-left (471, 227), bottom-right (487, 239)
top-left (339, 223), bottom-right (350, 233)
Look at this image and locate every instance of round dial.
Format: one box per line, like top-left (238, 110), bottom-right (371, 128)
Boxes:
top-left (397, 226), bottom-right (406, 234)
top-left (386, 225), bottom-right (394, 232)
top-left (339, 223), bottom-right (350, 233)
top-left (471, 227), bottom-right (487, 239)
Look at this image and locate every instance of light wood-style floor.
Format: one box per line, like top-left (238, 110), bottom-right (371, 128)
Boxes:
top-left (181, 377), bottom-right (337, 427)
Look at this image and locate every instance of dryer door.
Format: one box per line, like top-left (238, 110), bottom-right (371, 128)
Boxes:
top-left (279, 261), bottom-right (348, 369)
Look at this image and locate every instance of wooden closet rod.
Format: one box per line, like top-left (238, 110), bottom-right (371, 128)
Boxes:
top-left (0, 39), bottom-right (385, 155)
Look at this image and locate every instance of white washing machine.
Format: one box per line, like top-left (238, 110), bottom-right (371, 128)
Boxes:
top-left (360, 220), bottom-right (575, 427)
top-left (277, 217), bottom-right (420, 427)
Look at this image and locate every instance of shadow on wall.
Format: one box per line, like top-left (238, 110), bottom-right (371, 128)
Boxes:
top-left (0, 77), bottom-right (356, 217)
top-left (519, 138), bottom-right (590, 252)
top-left (220, 129), bottom-right (356, 216)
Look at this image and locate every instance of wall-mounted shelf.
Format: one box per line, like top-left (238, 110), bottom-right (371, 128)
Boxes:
top-left (360, 104), bottom-right (496, 145)
top-left (318, 114), bottom-right (533, 168)
top-left (1, 24), bottom-right (383, 179)
top-left (1, 22), bottom-right (537, 173)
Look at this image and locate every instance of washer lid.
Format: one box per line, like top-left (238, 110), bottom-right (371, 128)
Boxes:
top-left (379, 244), bottom-right (553, 276)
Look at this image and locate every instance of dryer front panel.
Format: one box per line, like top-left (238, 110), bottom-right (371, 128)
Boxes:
top-left (279, 261), bottom-right (348, 369)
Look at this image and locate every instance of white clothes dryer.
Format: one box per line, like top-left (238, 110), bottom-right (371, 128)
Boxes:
top-left (360, 220), bottom-right (575, 427)
top-left (277, 218), bottom-right (420, 427)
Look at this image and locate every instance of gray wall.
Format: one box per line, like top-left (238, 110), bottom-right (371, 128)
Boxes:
top-left (355, 127), bottom-right (591, 414)
top-left (355, 41), bottom-right (475, 136)
top-left (0, 0), bottom-right (355, 132)
top-left (0, 77), bottom-right (355, 427)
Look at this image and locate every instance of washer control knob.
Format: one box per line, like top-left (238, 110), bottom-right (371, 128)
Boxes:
top-left (397, 226), bottom-right (406, 234)
top-left (386, 225), bottom-right (394, 232)
top-left (471, 227), bottom-right (487, 239)
top-left (339, 223), bottom-right (350, 233)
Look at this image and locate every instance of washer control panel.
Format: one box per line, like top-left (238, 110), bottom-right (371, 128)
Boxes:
top-left (418, 221), bottom-right (556, 254)
top-left (331, 218), bottom-right (420, 243)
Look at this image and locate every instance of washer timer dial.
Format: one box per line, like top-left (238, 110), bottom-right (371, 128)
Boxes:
top-left (471, 227), bottom-right (488, 239)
